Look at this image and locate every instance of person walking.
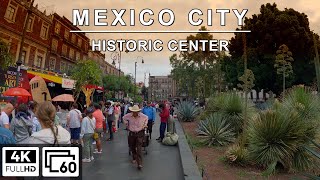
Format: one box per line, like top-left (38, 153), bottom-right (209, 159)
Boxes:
top-left (123, 105), bottom-right (148, 170)
top-left (105, 101), bottom-right (115, 141)
top-left (114, 103), bottom-right (121, 131)
top-left (10, 104), bottom-right (33, 144)
top-left (0, 103), bottom-right (14, 129)
top-left (156, 103), bottom-right (170, 142)
top-left (81, 107), bottom-right (96, 163)
top-left (21, 101), bottom-right (70, 145)
top-left (56, 103), bottom-right (69, 129)
top-left (67, 103), bottom-right (82, 145)
top-left (141, 102), bottom-right (156, 140)
top-left (92, 103), bottom-right (104, 153)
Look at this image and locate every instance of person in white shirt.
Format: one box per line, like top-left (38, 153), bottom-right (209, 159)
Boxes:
top-left (0, 103), bottom-right (14, 129)
top-left (81, 107), bottom-right (96, 162)
top-left (67, 103), bottom-right (82, 145)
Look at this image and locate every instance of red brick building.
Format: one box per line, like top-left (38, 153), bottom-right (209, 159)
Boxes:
top-left (48, 13), bottom-right (90, 74)
top-left (0, 0), bottom-right (52, 69)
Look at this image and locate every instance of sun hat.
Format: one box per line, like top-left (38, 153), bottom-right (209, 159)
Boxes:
top-left (129, 105), bottom-right (141, 112)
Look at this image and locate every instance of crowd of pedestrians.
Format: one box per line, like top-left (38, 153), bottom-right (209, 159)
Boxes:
top-left (0, 99), bottom-right (174, 170)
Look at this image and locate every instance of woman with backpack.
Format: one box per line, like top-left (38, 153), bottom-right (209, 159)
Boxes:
top-left (81, 107), bottom-right (96, 163)
top-left (21, 101), bottom-right (70, 145)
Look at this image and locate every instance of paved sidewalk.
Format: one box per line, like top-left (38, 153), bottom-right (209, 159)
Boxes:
top-left (82, 116), bottom-right (184, 180)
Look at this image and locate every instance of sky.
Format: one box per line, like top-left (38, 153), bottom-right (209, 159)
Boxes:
top-left (35, 0), bottom-right (320, 84)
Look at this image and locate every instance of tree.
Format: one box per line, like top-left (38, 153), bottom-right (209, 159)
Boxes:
top-left (170, 26), bottom-right (221, 99)
top-left (274, 44), bottom-right (294, 95)
top-left (71, 60), bottom-right (102, 104)
top-left (0, 39), bottom-right (13, 70)
top-left (224, 3), bottom-right (320, 95)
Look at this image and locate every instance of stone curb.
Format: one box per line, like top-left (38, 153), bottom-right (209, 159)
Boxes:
top-left (175, 120), bottom-right (202, 180)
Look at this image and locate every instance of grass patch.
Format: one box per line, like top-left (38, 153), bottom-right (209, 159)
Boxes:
top-left (237, 170), bottom-right (249, 178)
top-left (186, 133), bottom-right (205, 149)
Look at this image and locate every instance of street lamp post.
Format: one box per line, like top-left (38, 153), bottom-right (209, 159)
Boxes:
top-left (134, 56), bottom-right (144, 100)
top-left (16, 0), bottom-right (35, 87)
top-left (111, 41), bottom-right (129, 101)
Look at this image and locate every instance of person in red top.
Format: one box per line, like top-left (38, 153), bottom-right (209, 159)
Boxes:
top-left (92, 103), bottom-right (104, 153)
top-left (156, 103), bottom-right (170, 142)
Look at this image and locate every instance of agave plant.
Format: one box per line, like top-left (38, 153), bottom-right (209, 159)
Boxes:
top-left (225, 144), bottom-right (249, 166)
top-left (205, 92), bottom-right (256, 134)
top-left (176, 101), bottom-right (200, 122)
top-left (282, 87), bottom-right (320, 125)
top-left (197, 113), bottom-right (236, 146)
top-left (304, 140), bottom-right (320, 179)
top-left (247, 108), bottom-right (318, 175)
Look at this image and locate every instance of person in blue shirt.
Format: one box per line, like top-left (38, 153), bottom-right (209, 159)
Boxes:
top-left (141, 102), bottom-right (156, 140)
top-left (0, 127), bottom-right (16, 177)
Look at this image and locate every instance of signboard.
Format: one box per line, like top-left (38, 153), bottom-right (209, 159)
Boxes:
top-left (62, 78), bottom-right (75, 89)
top-left (0, 67), bottom-right (30, 95)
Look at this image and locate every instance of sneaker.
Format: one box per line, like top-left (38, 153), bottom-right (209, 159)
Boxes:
top-left (93, 150), bottom-right (99, 154)
top-left (97, 151), bottom-right (102, 154)
top-left (92, 141), bottom-right (96, 145)
top-left (82, 158), bottom-right (91, 163)
top-left (90, 156), bottom-right (94, 161)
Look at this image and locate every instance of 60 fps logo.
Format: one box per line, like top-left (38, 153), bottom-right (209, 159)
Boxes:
top-left (2, 147), bottom-right (39, 177)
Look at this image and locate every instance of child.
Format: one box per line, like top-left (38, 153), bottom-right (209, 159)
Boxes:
top-left (81, 107), bottom-right (96, 163)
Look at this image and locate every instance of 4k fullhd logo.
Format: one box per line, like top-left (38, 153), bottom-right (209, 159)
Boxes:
top-left (42, 147), bottom-right (80, 177)
top-left (2, 147), bottom-right (39, 176)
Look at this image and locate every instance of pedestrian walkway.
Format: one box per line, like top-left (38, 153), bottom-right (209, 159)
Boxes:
top-left (82, 115), bottom-right (184, 180)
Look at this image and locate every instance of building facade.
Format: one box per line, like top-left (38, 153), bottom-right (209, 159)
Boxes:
top-left (47, 13), bottom-right (90, 75)
top-left (148, 76), bottom-right (177, 101)
top-left (88, 48), bottom-right (124, 76)
top-left (0, 0), bottom-right (52, 69)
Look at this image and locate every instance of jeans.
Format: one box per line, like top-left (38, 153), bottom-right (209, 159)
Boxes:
top-left (159, 122), bottom-right (167, 140)
top-left (107, 121), bottom-right (113, 139)
top-left (83, 134), bottom-right (93, 159)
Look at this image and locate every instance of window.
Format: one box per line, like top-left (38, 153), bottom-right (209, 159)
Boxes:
top-left (76, 52), bottom-right (80, 61)
top-left (21, 51), bottom-right (26, 64)
top-left (49, 58), bottom-right (56, 70)
top-left (77, 38), bottom-right (82, 47)
top-left (62, 44), bottom-right (67, 56)
top-left (60, 61), bottom-right (67, 72)
top-left (35, 56), bottom-right (43, 68)
top-left (4, 5), bottom-right (16, 21)
top-left (64, 29), bottom-right (70, 40)
top-left (40, 24), bottom-right (49, 39)
top-left (69, 48), bottom-right (74, 59)
top-left (55, 23), bottom-right (61, 34)
top-left (52, 39), bottom-right (58, 52)
top-left (71, 34), bottom-right (76, 43)
top-left (26, 17), bottom-right (34, 31)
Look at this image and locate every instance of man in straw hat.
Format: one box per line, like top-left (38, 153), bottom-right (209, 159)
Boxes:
top-left (123, 105), bottom-right (148, 170)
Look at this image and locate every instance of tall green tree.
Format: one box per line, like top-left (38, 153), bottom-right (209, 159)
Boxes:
top-left (71, 60), bottom-right (102, 101)
top-left (224, 3), bottom-right (320, 95)
top-left (0, 39), bottom-right (13, 70)
top-left (274, 44), bottom-right (294, 96)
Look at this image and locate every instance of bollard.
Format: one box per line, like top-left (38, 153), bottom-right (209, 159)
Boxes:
top-left (201, 168), bottom-right (204, 177)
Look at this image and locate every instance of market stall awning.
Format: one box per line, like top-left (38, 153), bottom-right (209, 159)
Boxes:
top-left (27, 70), bottom-right (63, 84)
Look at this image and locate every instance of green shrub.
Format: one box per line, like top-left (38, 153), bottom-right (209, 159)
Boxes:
top-left (205, 92), bottom-right (256, 134)
top-left (197, 113), bottom-right (236, 146)
top-left (247, 107), bottom-right (318, 175)
top-left (176, 101), bottom-right (200, 122)
top-left (225, 144), bottom-right (249, 166)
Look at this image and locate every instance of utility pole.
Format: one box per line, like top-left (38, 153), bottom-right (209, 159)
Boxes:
top-left (313, 32), bottom-right (320, 92)
top-left (16, 0), bottom-right (35, 87)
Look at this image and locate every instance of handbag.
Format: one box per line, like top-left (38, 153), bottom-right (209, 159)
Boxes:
top-left (88, 117), bottom-right (99, 141)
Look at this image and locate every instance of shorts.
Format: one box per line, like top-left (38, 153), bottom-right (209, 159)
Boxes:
top-left (96, 128), bottom-right (103, 137)
top-left (70, 127), bottom-right (81, 140)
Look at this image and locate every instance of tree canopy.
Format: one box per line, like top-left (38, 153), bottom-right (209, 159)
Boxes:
top-left (223, 3), bottom-right (320, 95)
top-left (71, 60), bottom-right (102, 100)
top-left (0, 39), bottom-right (13, 70)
